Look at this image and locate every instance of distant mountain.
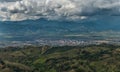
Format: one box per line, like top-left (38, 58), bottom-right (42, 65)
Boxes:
top-left (0, 16), bottom-right (120, 41)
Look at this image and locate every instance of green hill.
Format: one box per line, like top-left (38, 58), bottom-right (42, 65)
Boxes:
top-left (0, 44), bottom-right (120, 72)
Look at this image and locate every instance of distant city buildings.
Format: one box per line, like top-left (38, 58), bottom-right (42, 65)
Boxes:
top-left (0, 38), bottom-right (120, 48)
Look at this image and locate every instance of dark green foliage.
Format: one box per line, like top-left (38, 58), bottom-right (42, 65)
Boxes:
top-left (0, 44), bottom-right (120, 72)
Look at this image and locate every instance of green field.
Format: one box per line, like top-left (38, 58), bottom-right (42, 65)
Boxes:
top-left (0, 44), bottom-right (120, 72)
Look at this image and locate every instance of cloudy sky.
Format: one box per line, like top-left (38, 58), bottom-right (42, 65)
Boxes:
top-left (0, 0), bottom-right (120, 21)
top-left (0, 0), bottom-right (120, 45)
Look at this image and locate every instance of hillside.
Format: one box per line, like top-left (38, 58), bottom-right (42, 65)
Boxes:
top-left (0, 44), bottom-right (120, 72)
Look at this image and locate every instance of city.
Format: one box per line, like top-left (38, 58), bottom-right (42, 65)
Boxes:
top-left (0, 38), bottom-right (120, 48)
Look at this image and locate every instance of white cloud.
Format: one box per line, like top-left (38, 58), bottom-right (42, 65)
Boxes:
top-left (0, 0), bottom-right (120, 21)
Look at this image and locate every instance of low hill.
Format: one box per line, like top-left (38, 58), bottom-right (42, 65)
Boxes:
top-left (0, 44), bottom-right (120, 72)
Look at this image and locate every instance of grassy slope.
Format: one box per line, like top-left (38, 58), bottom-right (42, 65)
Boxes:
top-left (0, 44), bottom-right (120, 72)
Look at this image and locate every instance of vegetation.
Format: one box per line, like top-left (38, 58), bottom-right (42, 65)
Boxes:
top-left (0, 44), bottom-right (120, 72)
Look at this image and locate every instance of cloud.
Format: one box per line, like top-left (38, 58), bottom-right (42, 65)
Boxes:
top-left (0, 0), bottom-right (120, 21)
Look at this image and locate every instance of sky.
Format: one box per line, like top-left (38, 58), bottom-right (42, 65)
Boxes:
top-left (0, 0), bottom-right (120, 21)
top-left (0, 0), bottom-right (120, 43)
